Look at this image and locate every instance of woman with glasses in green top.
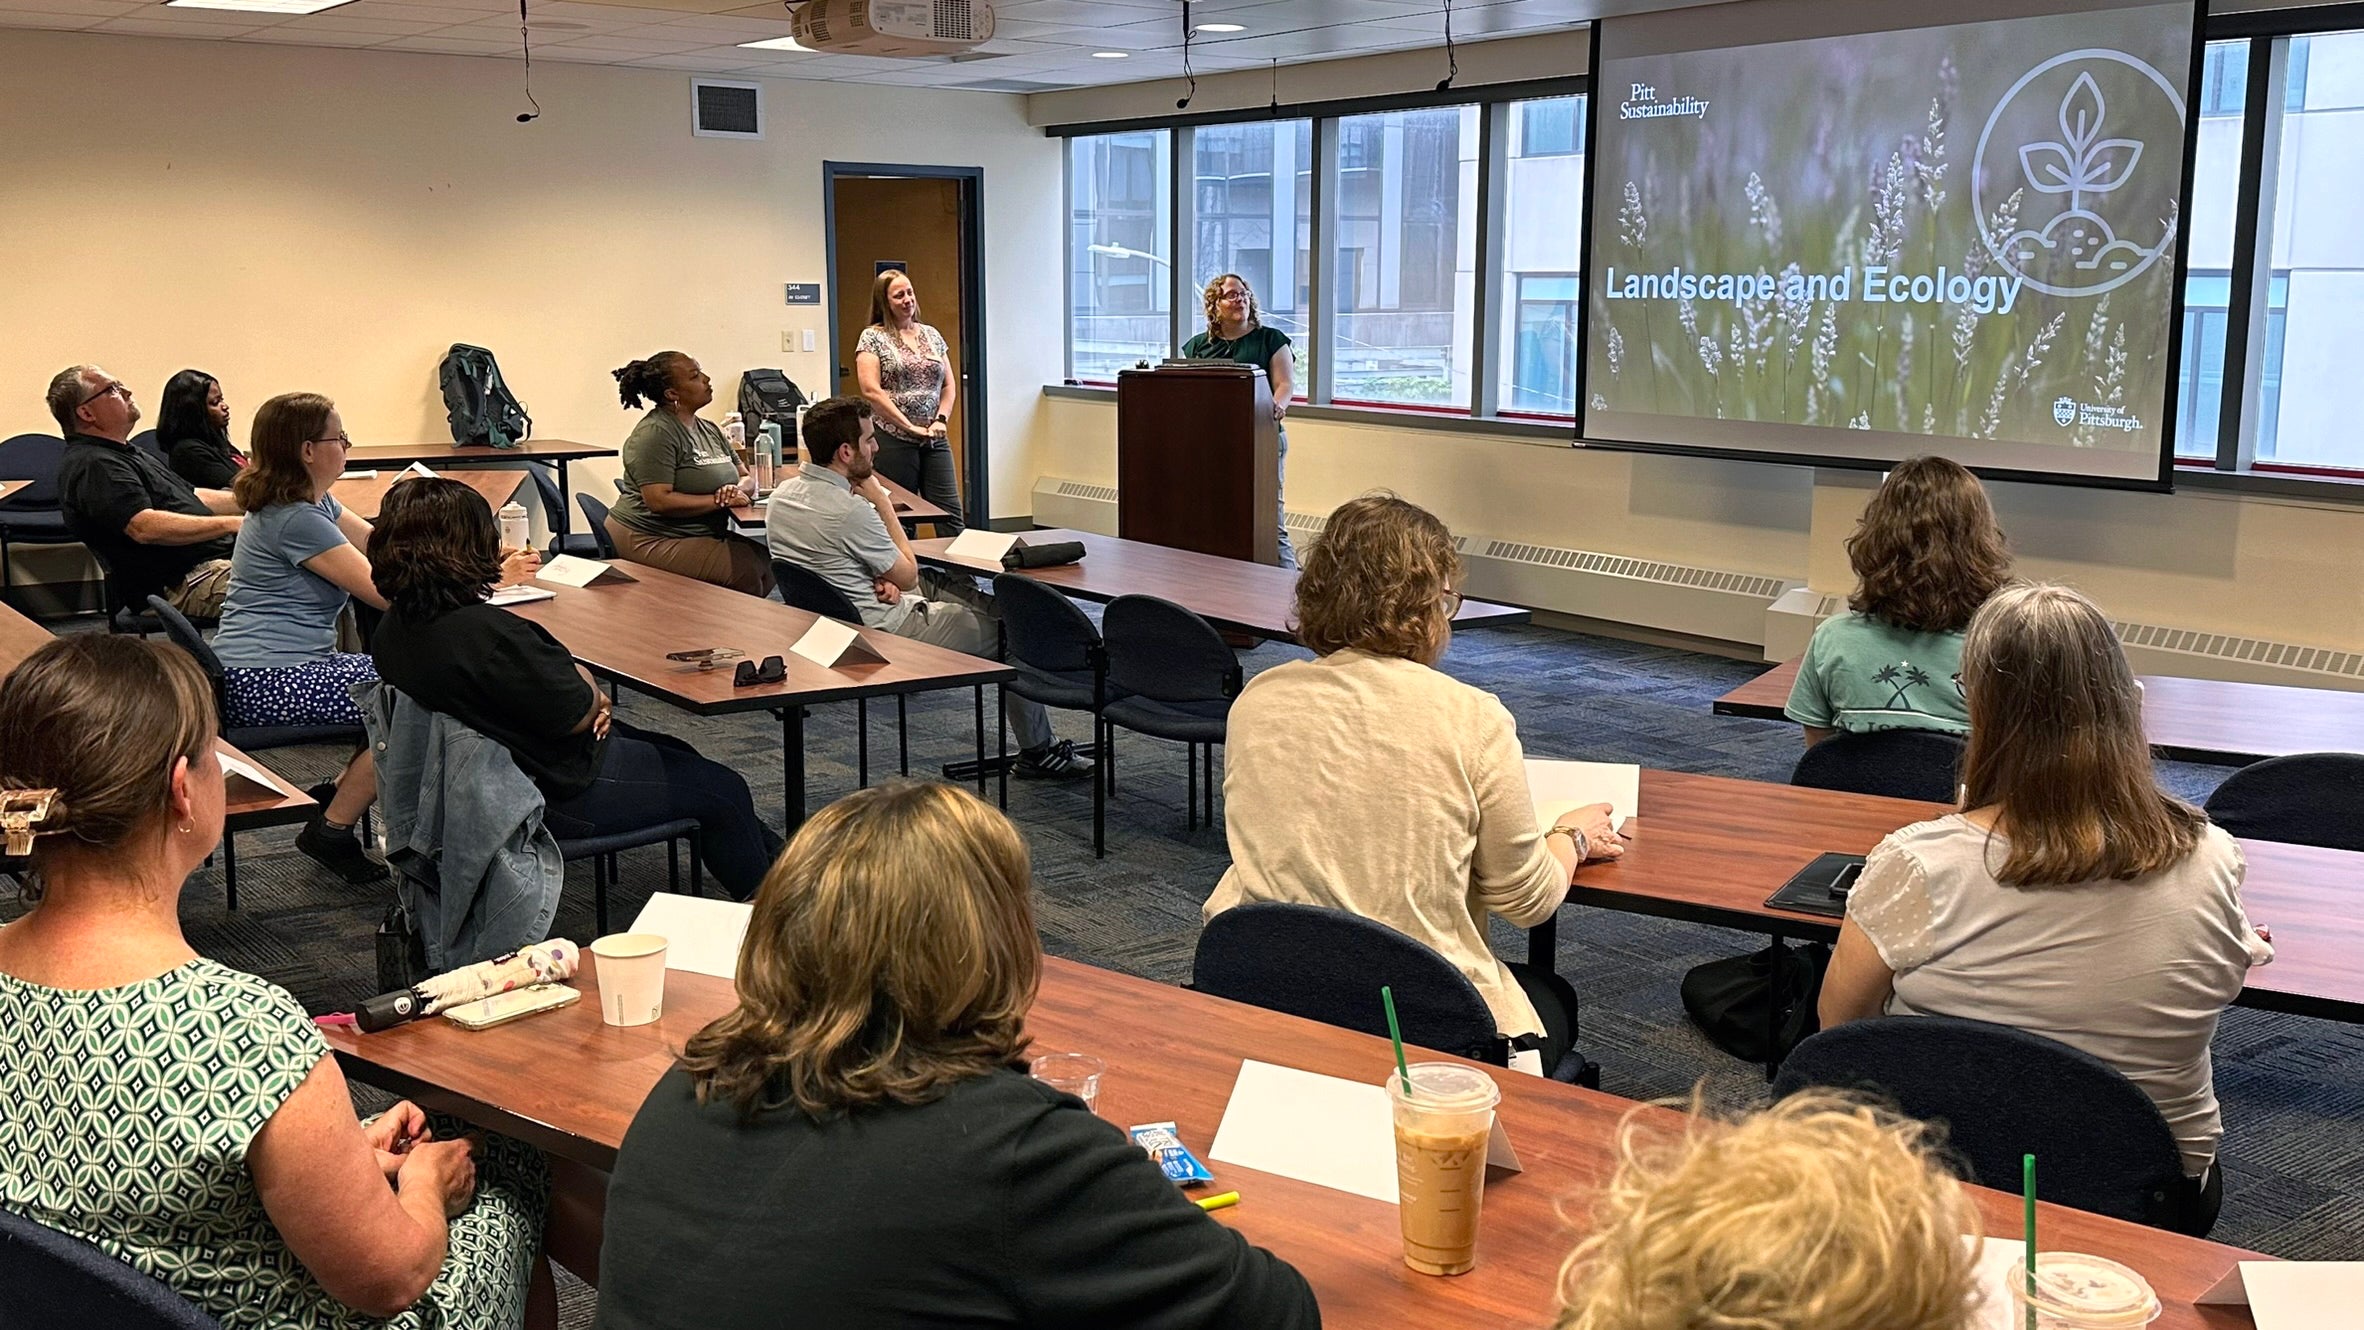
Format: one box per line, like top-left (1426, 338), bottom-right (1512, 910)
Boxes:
top-left (1182, 273), bottom-right (1299, 568)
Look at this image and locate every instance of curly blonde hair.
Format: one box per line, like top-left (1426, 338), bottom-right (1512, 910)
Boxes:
top-left (1554, 1091), bottom-right (1978, 1330)
top-left (1201, 272), bottom-right (1261, 340)
top-left (1291, 493), bottom-right (1461, 662)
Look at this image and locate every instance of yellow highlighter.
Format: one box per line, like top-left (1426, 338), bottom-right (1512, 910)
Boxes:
top-left (1195, 1191), bottom-right (1241, 1213)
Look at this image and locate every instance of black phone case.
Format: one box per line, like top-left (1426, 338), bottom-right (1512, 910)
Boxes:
top-left (1763, 852), bottom-right (1867, 918)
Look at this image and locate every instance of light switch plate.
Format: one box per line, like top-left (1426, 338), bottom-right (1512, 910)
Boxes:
top-left (801, 329), bottom-right (816, 353)
top-left (781, 331), bottom-right (794, 352)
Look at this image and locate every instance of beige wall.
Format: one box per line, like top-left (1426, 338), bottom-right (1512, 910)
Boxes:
top-left (0, 29), bottom-right (1060, 519)
top-left (1032, 393), bottom-right (2364, 653)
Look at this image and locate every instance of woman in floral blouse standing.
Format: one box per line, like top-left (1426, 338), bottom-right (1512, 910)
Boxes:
top-left (854, 269), bottom-right (965, 536)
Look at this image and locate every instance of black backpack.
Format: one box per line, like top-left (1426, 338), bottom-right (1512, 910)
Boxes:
top-left (1679, 940), bottom-right (1830, 1065)
top-left (737, 368), bottom-right (807, 453)
top-left (438, 344), bottom-right (532, 448)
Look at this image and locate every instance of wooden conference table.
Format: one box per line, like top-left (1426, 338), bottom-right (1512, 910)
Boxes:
top-left (913, 529), bottom-right (1531, 642)
top-left (501, 561), bottom-right (1013, 824)
top-left (331, 469), bottom-right (524, 523)
top-left (728, 473), bottom-right (949, 530)
top-left (323, 953), bottom-right (2260, 1330)
top-left (1535, 768), bottom-right (2364, 1027)
top-left (1716, 656), bottom-right (2364, 766)
top-left (346, 441), bottom-right (616, 544)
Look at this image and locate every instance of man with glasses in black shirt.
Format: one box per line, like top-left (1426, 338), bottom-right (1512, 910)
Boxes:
top-left (48, 364), bottom-right (242, 618)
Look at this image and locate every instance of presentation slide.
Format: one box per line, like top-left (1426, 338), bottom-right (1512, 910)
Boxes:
top-left (1582, 0), bottom-right (2199, 486)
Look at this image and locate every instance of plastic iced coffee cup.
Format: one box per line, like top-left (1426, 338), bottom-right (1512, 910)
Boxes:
top-left (1382, 1062), bottom-right (1501, 1276)
top-left (2008, 1252), bottom-right (2163, 1329)
top-left (589, 933), bottom-right (668, 1027)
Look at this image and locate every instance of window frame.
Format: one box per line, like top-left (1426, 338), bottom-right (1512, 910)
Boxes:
top-left (1051, 6), bottom-right (2364, 499)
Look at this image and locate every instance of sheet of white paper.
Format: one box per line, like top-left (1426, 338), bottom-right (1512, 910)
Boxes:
top-left (1965, 1235), bottom-right (2029, 1330)
top-left (1524, 759), bottom-right (1641, 831)
top-left (944, 529), bottom-right (1018, 563)
top-left (2199, 1262), bottom-right (2364, 1324)
top-left (537, 554), bottom-right (612, 588)
top-left (215, 750), bottom-right (282, 797)
top-left (487, 584), bottom-right (556, 607)
top-left (336, 470), bottom-right (379, 481)
top-left (790, 617), bottom-right (860, 668)
top-left (404, 461), bottom-right (437, 478)
top-left (629, 894), bottom-right (752, 979)
top-left (1210, 1060), bottom-right (1399, 1203)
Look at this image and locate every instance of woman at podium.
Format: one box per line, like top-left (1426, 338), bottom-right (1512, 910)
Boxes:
top-left (1182, 274), bottom-right (1297, 567)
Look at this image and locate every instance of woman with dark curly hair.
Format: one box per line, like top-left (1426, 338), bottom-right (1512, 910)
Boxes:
top-left (367, 477), bottom-right (781, 900)
top-left (596, 782), bottom-right (1316, 1329)
top-left (1785, 455), bottom-right (2012, 744)
top-left (1202, 493), bottom-right (1622, 1076)
top-left (604, 352), bottom-right (770, 597)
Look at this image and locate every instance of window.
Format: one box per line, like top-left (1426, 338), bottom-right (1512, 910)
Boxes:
top-left (1189, 120), bottom-right (1312, 390)
top-left (1500, 96), bottom-right (1588, 415)
top-left (1330, 106), bottom-right (1480, 408)
top-left (1068, 130), bottom-right (1172, 381)
top-left (2250, 30), bottom-right (2364, 468)
top-left (2176, 41), bottom-right (2248, 459)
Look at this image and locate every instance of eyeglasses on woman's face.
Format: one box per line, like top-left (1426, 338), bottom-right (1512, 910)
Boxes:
top-left (310, 433), bottom-right (354, 450)
top-left (1440, 587), bottom-right (1464, 617)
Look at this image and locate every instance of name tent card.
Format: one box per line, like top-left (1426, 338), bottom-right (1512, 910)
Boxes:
top-left (537, 555), bottom-right (638, 589)
top-left (1523, 759), bottom-right (1642, 832)
top-left (789, 616), bottom-right (889, 670)
top-left (629, 894), bottom-right (753, 979)
top-left (943, 529), bottom-right (1019, 563)
top-left (217, 750), bottom-right (283, 802)
top-left (2199, 1262), bottom-right (2364, 1327)
top-left (404, 461), bottom-right (438, 479)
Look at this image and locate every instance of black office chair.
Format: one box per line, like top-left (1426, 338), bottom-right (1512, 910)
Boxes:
top-left (151, 596), bottom-right (363, 910)
top-left (1194, 902), bottom-right (1596, 1085)
top-left (575, 492), bottom-right (619, 560)
top-left (2203, 752), bottom-right (2364, 852)
top-left (530, 466), bottom-right (599, 559)
top-left (555, 820), bottom-right (702, 935)
top-left (93, 548), bottom-right (170, 636)
top-left (994, 573), bottom-right (1116, 854)
top-left (770, 557), bottom-right (905, 785)
top-left (1100, 595), bottom-right (1240, 837)
top-left (0, 1206), bottom-right (220, 1329)
top-left (1774, 1016), bottom-right (2216, 1236)
top-left (128, 429), bottom-right (165, 464)
top-left (0, 435), bottom-right (76, 616)
top-left (1791, 729), bottom-right (1964, 802)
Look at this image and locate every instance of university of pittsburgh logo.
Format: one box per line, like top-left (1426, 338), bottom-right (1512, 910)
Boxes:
top-left (2053, 396), bottom-right (2078, 427)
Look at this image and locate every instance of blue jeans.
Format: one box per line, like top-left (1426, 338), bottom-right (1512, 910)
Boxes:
top-left (543, 722), bottom-right (783, 899)
top-left (1276, 425), bottom-right (1297, 569)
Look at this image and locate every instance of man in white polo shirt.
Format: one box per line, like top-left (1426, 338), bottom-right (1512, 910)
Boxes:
top-left (765, 395), bottom-right (1090, 779)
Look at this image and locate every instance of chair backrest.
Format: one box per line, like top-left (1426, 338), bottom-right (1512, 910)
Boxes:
top-left (0, 1206), bottom-right (221, 1329)
top-left (1791, 729), bottom-right (1965, 802)
top-left (1193, 903), bottom-right (1509, 1064)
top-left (129, 429), bottom-right (164, 463)
top-left (2203, 752), bottom-right (2364, 852)
top-left (994, 572), bottom-right (1102, 676)
top-left (148, 595), bottom-right (231, 704)
top-left (0, 434), bottom-right (67, 508)
top-left (574, 492), bottom-right (617, 559)
top-left (771, 559), bottom-right (863, 622)
top-left (1773, 1016), bottom-right (2196, 1231)
top-left (1102, 594), bottom-right (1240, 705)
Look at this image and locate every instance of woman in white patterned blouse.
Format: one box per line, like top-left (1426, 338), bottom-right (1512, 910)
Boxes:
top-left (854, 268), bottom-right (966, 536)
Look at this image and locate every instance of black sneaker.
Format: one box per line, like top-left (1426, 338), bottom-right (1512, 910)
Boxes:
top-left (296, 818), bottom-right (389, 885)
top-left (1015, 739), bottom-right (1095, 781)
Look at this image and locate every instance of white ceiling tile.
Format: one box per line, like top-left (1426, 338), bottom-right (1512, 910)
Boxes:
top-left (625, 49), bottom-right (764, 67)
top-left (371, 31), bottom-right (516, 48)
top-left (993, 0), bottom-right (1171, 24)
top-left (269, 15), bottom-right (457, 33)
top-left (234, 24), bottom-right (388, 41)
top-left (543, 30), bottom-right (705, 50)
top-left (0, 10), bottom-right (112, 27)
top-left (0, 0), bottom-right (139, 16)
top-left (94, 14), bottom-right (269, 33)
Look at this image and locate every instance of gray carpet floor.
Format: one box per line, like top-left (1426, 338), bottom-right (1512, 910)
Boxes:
top-left (11, 616), bottom-right (2356, 1308)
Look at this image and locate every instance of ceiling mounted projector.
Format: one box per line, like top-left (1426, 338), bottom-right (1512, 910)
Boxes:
top-left (791, 0), bottom-right (994, 56)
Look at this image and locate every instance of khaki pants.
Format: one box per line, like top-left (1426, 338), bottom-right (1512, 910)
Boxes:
top-left (605, 519), bottom-right (774, 598)
top-left (164, 558), bottom-right (235, 621)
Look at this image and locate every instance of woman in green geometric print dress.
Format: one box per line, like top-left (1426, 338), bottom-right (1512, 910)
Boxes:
top-left (0, 634), bottom-right (552, 1329)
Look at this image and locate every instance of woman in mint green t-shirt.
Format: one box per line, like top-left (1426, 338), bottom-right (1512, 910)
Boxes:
top-left (1786, 455), bottom-right (2012, 743)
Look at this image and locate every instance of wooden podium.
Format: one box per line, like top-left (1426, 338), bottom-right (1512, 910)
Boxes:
top-left (1115, 362), bottom-right (1280, 565)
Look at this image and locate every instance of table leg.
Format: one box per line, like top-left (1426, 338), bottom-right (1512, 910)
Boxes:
top-left (781, 705), bottom-right (805, 828)
top-left (1526, 911), bottom-right (1557, 971)
top-left (554, 460), bottom-right (572, 544)
top-left (973, 686), bottom-right (987, 796)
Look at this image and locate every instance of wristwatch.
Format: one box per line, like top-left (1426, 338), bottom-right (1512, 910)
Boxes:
top-left (1545, 823), bottom-right (1590, 861)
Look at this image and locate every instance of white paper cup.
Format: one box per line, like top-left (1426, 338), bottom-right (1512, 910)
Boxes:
top-left (590, 933), bottom-right (668, 1027)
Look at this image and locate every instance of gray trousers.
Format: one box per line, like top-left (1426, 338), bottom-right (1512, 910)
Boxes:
top-left (892, 569), bottom-right (1056, 751)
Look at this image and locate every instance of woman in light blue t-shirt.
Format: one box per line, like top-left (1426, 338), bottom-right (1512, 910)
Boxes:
top-left (1785, 456), bottom-right (2013, 744)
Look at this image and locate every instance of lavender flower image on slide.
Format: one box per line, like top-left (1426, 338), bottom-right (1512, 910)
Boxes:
top-left (1587, 5), bottom-right (2192, 462)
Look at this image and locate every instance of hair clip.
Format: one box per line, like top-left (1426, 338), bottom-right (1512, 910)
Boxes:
top-left (0, 789), bottom-right (60, 856)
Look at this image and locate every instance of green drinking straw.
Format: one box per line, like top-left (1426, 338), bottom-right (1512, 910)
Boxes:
top-left (2023, 1153), bottom-right (2038, 1330)
top-left (1380, 985), bottom-right (1412, 1095)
